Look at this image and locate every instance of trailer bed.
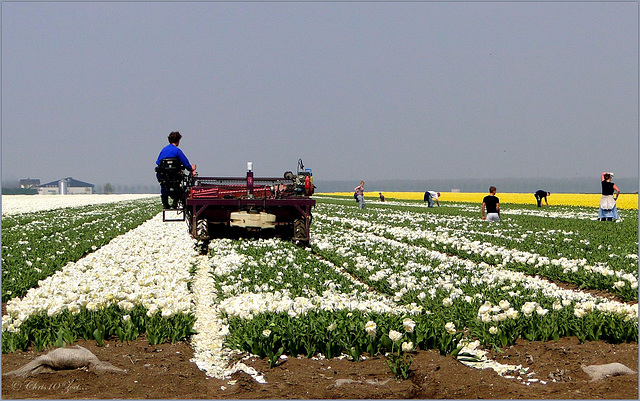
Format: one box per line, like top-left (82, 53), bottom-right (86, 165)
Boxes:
top-left (178, 173), bottom-right (315, 250)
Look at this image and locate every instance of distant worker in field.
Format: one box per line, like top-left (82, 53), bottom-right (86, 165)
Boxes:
top-left (156, 131), bottom-right (196, 209)
top-left (378, 192), bottom-right (386, 202)
top-left (354, 180), bottom-right (366, 209)
top-left (534, 190), bottom-right (550, 207)
top-left (482, 186), bottom-right (500, 221)
top-left (599, 172), bottom-right (620, 221)
top-left (424, 191), bottom-right (440, 207)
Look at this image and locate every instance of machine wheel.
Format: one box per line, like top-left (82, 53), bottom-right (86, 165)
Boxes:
top-left (195, 219), bottom-right (210, 255)
top-left (195, 219), bottom-right (209, 240)
top-left (293, 217), bottom-right (308, 247)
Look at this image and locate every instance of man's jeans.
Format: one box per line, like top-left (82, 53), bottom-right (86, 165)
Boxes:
top-left (357, 194), bottom-right (365, 209)
top-left (535, 194), bottom-right (543, 207)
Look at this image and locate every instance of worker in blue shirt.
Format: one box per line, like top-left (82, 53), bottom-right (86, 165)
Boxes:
top-left (156, 131), bottom-right (196, 208)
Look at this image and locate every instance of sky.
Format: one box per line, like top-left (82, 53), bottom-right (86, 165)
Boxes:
top-left (1, 1), bottom-right (638, 188)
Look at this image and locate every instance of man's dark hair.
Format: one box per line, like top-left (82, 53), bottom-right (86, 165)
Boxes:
top-left (168, 131), bottom-right (182, 144)
top-left (489, 186), bottom-right (496, 193)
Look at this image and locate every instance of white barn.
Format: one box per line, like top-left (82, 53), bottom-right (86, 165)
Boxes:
top-left (38, 177), bottom-right (95, 195)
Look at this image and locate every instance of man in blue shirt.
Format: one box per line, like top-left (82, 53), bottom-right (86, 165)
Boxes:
top-left (156, 131), bottom-right (196, 208)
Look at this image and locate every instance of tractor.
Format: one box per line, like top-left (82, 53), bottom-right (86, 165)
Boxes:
top-left (156, 159), bottom-right (315, 253)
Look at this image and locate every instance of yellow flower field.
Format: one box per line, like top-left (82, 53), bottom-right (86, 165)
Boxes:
top-left (321, 192), bottom-right (638, 210)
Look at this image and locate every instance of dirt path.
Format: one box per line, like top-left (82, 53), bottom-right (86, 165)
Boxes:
top-left (2, 336), bottom-right (637, 399)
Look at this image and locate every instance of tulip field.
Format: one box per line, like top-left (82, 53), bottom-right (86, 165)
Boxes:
top-left (1, 195), bottom-right (162, 302)
top-left (1, 193), bottom-right (638, 382)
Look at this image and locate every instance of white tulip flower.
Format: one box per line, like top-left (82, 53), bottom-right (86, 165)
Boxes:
top-left (521, 302), bottom-right (537, 316)
top-left (535, 306), bottom-right (549, 316)
top-left (444, 322), bottom-right (456, 335)
top-left (574, 308), bottom-right (587, 318)
top-left (365, 321), bottom-right (377, 337)
top-left (389, 330), bottom-right (403, 343)
top-left (402, 318), bottom-right (416, 333)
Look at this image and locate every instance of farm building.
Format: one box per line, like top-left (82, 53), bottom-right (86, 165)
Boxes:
top-left (19, 178), bottom-right (40, 189)
top-left (38, 177), bottom-right (95, 195)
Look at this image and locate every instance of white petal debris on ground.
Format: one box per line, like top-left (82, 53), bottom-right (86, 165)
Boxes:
top-left (1, 194), bottom-right (157, 216)
top-left (189, 253), bottom-right (267, 383)
top-left (455, 339), bottom-right (543, 385)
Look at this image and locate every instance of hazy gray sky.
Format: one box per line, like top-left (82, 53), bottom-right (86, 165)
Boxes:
top-left (2, 1), bottom-right (638, 187)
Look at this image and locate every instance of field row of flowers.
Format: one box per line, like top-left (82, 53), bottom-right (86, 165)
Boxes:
top-left (2, 212), bottom-right (196, 352)
top-left (315, 197), bottom-right (638, 300)
top-left (1, 196), bottom-right (162, 302)
top-left (312, 201), bottom-right (636, 317)
top-left (1, 194), bottom-right (157, 216)
top-left (321, 192), bottom-right (639, 209)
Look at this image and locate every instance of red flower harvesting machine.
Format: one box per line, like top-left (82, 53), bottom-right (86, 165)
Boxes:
top-left (160, 159), bottom-right (315, 253)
